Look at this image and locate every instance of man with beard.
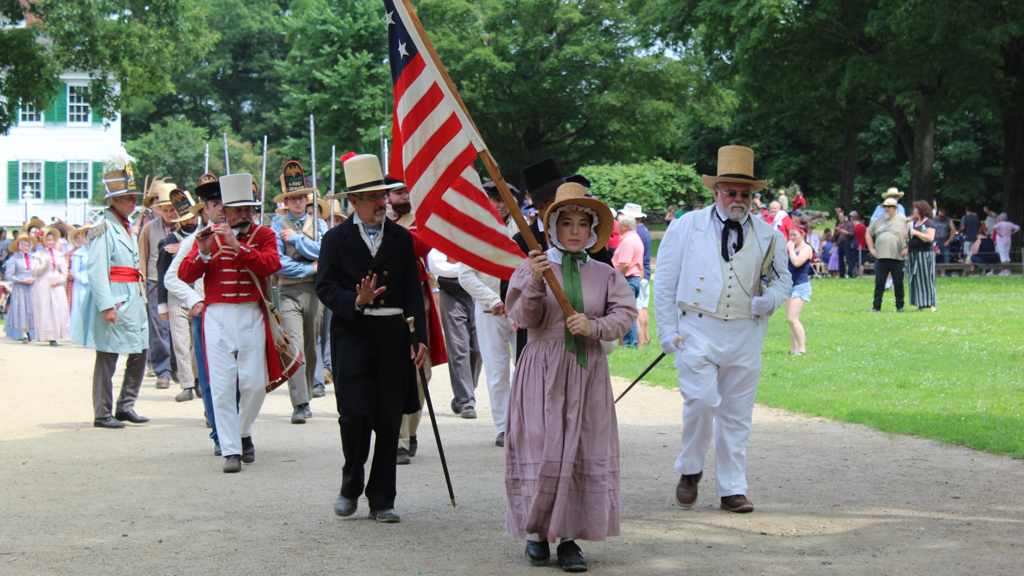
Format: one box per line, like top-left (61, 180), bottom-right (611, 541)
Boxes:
top-left (866, 196), bottom-right (908, 312)
top-left (654, 146), bottom-right (791, 513)
top-left (316, 154), bottom-right (428, 523)
top-left (137, 180), bottom-right (179, 389)
top-left (156, 189), bottom-right (201, 403)
top-left (178, 173), bottom-right (282, 473)
top-left (164, 174), bottom-right (224, 455)
top-left (386, 176), bottom-right (447, 465)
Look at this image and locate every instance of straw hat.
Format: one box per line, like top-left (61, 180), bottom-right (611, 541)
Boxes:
top-left (618, 202), bottom-right (646, 219)
top-left (24, 217), bottom-right (45, 232)
top-left (312, 193), bottom-right (331, 218)
top-left (701, 145), bottom-right (767, 193)
top-left (331, 154), bottom-right (403, 199)
top-left (143, 178), bottom-right (177, 209)
top-left (169, 189), bottom-right (198, 223)
top-left (40, 226), bottom-right (62, 241)
top-left (542, 182), bottom-right (614, 253)
top-left (882, 187), bottom-right (904, 200)
top-left (219, 173), bottom-right (260, 207)
top-left (882, 197), bottom-right (899, 207)
top-left (275, 160), bottom-right (317, 202)
top-left (68, 226), bottom-right (91, 245)
top-left (102, 164), bottom-right (140, 198)
top-left (12, 232), bottom-right (37, 251)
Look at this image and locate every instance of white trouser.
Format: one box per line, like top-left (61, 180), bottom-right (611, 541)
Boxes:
top-left (673, 311), bottom-right (768, 497)
top-left (474, 301), bottom-right (515, 434)
top-left (997, 243), bottom-right (1011, 263)
top-left (168, 293), bottom-right (197, 387)
top-left (203, 302), bottom-right (268, 458)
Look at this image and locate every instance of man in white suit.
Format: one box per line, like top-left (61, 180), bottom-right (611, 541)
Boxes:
top-left (654, 145), bottom-right (792, 513)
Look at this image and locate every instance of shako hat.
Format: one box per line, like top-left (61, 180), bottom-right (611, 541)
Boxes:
top-left (169, 189), bottom-right (198, 223)
top-left (701, 145), bottom-right (767, 193)
top-left (195, 173), bottom-right (221, 203)
top-left (220, 173), bottom-right (260, 207)
top-left (103, 164), bottom-right (140, 198)
top-left (542, 182), bottom-right (615, 253)
top-left (276, 160), bottom-right (316, 202)
top-left (520, 157), bottom-right (565, 204)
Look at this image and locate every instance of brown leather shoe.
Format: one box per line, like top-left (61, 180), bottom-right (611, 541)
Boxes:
top-left (720, 494), bottom-right (754, 513)
top-left (675, 471), bottom-right (702, 508)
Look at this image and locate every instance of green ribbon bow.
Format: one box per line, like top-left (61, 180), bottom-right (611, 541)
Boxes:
top-left (560, 249), bottom-right (589, 368)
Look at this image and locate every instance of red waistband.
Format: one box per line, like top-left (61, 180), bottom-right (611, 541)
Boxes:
top-left (110, 266), bottom-right (142, 282)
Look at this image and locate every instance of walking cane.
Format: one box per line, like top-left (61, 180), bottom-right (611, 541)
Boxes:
top-left (614, 335), bottom-right (681, 404)
top-left (405, 316), bottom-right (456, 507)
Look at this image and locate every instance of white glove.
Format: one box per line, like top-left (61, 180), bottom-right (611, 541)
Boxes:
top-left (660, 332), bottom-right (683, 355)
top-left (750, 295), bottom-right (773, 316)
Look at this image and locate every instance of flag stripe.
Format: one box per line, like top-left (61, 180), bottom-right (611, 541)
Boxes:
top-left (421, 220), bottom-right (524, 278)
top-left (401, 83), bottom-right (445, 140)
top-left (392, 53), bottom-right (426, 107)
top-left (404, 113), bottom-right (462, 188)
top-left (414, 143), bottom-right (479, 223)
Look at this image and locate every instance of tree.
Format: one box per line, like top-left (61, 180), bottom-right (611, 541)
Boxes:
top-left (0, 1), bottom-right (217, 135)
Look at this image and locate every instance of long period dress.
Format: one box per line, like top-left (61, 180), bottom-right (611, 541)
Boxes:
top-left (31, 247), bottom-right (70, 341)
top-left (504, 251), bottom-right (637, 542)
top-left (69, 246), bottom-right (90, 333)
top-left (4, 253), bottom-right (35, 335)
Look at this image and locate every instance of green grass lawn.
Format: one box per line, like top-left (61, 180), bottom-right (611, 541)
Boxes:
top-left (609, 277), bottom-right (1024, 458)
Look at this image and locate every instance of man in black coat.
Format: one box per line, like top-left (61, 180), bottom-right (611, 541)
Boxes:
top-left (315, 154), bottom-right (428, 524)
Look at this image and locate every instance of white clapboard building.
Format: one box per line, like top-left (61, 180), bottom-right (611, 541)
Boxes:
top-left (0, 72), bottom-right (121, 228)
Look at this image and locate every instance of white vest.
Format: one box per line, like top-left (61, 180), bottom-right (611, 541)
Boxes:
top-left (712, 237), bottom-right (755, 320)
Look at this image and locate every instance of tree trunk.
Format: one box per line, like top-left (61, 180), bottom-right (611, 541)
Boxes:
top-left (1001, 37), bottom-right (1024, 260)
top-left (911, 94), bottom-right (936, 203)
top-left (839, 125), bottom-right (858, 210)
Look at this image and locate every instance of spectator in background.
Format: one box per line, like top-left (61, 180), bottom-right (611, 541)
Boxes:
top-left (612, 214), bottom-right (644, 348)
top-left (674, 200), bottom-right (686, 220)
top-left (833, 206), bottom-right (856, 278)
top-left (966, 222), bottom-right (1000, 276)
top-left (850, 211), bottom-right (867, 277)
top-left (664, 203), bottom-right (676, 223)
top-left (606, 219), bottom-right (621, 258)
top-left (866, 197), bottom-right (908, 312)
top-left (619, 203), bottom-right (652, 348)
top-left (819, 229), bottom-right (835, 277)
top-left (694, 202), bottom-right (703, 211)
top-left (778, 190), bottom-right (789, 211)
top-left (807, 223), bottom-right (821, 256)
top-left (870, 188), bottom-right (907, 223)
top-left (0, 229), bottom-right (9, 262)
top-left (786, 225), bottom-right (813, 355)
top-left (992, 213), bottom-right (1020, 275)
top-left (906, 200), bottom-right (937, 312)
top-left (960, 206), bottom-right (981, 260)
top-left (983, 206), bottom-right (998, 234)
top-left (752, 193), bottom-right (763, 215)
top-left (768, 201), bottom-right (797, 239)
top-left (792, 190), bottom-right (806, 212)
top-left (934, 208), bottom-right (953, 270)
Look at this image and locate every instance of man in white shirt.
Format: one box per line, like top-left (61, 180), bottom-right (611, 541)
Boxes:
top-left (427, 249), bottom-right (482, 418)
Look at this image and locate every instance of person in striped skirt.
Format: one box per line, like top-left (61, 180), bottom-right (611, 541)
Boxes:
top-left (906, 200), bottom-right (937, 312)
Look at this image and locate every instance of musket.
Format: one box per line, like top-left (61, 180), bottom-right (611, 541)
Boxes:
top-left (405, 316), bottom-right (456, 507)
top-left (330, 145), bottom-right (336, 225)
top-left (222, 133), bottom-right (230, 175)
top-left (309, 115), bottom-right (319, 242)
top-left (259, 135), bottom-right (268, 222)
top-left (614, 335), bottom-right (682, 404)
top-left (204, 143), bottom-right (209, 174)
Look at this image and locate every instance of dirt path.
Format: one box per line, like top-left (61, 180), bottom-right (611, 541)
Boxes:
top-left (1, 339), bottom-right (1021, 575)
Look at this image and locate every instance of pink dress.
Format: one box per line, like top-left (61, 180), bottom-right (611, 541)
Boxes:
top-left (504, 256), bottom-right (637, 542)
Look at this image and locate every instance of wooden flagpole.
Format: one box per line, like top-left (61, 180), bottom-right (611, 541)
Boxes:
top-left (398, 0), bottom-right (574, 318)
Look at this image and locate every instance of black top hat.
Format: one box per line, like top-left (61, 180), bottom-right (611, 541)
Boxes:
top-left (482, 181), bottom-right (521, 201)
top-left (520, 157), bottom-right (565, 203)
top-left (195, 180), bottom-right (221, 203)
top-left (565, 174), bottom-right (591, 189)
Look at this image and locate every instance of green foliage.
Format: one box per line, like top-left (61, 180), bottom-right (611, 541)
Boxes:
top-left (609, 277), bottom-right (1024, 459)
top-left (579, 159), bottom-right (709, 214)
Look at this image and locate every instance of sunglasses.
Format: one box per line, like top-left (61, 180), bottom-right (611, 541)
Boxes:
top-left (723, 190), bottom-right (752, 199)
top-left (355, 191), bottom-right (388, 202)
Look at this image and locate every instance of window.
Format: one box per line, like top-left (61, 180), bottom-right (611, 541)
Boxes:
top-left (20, 162), bottom-right (42, 199)
top-left (67, 86), bottom-right (91, 123)
top-left (68, 162), bottom-right (90, 200)
top-left (20, 103), bottom-right (42, 123)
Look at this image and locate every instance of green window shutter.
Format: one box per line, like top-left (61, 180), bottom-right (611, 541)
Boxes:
top-left (56, 162), bottom-right (68, 201)
top-left (92, 161), bottom-right (104, 200)
top-left (45, 93), bottom-right (59, 124)
top-left (8, 161), bottom-right (19, 201)
top-left (55, 84), bottom-right (68, 123)
top-left (44, 161), bottom-right (57, 201)
top-left (92, 106), bottom-right (103, 124)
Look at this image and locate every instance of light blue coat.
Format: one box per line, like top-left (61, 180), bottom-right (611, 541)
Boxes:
top-left (72, 209), bottom-right (149, 353)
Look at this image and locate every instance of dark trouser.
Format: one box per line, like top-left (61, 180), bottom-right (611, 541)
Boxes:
top-left (623, 276), bottom-right (641, 347)
top-left (437, 289), bottom-right (482, 410)
top-left (145, 280), bottom-right (172, 377)
top-left (334, 316), bottom-right (411, 511)
top-left (191, 315), bottom-right (217, 443)
top-left (872, 258), bottom-right (905, 310)
top-left (279, 282), bottom-right (322, 408)
top-left (92, 350), bottom-right (147, 419)
top-left (937, 246), bottom-right (950, 265)
top-left (839, 240), bottom-right (858, 278)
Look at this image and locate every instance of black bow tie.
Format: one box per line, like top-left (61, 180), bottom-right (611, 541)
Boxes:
top-left (720, 217), bottom-right (744, 262)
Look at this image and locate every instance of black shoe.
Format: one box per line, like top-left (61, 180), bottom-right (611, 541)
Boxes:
top-left (223, 455), bottom-right (242, 473)
top-left (408, 435), bottom-right (418, 457)
top-left (114, 410), bottom-right (149, 424)
top-left (496, 431), bottom-right (505, 447)
top-left (241, 436), bottom-right (255, 464)
top-left (334, 493), bottom-right (357, 517)
top-left (369, 508), bottom-right (401, 523)
top-left (451, 398), bottom-right (462, 415)
top-left (396, 447), bottom-right (411, 465)
top-left (556, 540), bottom-right (587, 572)
top-left (291, 405), bottom-right (306, 424)
top-left (214, 442), bottom-right (221, 456)
top-left (93, 416), bottom-right (125, 429)
top-left (49, 340), bottom-right (58, 346)
top-left (526, 540), bottom-right (550, 566)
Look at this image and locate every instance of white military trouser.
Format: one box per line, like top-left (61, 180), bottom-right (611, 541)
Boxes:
top-left (474, 301), bottom-right (514, 434)
top-left (168, 293), bottom-right (197, 388)
top-left (203, 301), bottom-right (268, 458)
top-left (674, 310), bottom-right (768, 497)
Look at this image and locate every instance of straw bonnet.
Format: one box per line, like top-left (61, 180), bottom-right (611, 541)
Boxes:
top-left (143, 178), bottom-right (177, 209)
top-left (331, 154), bottom-right (403, 199)
top-left (41, 226), bottom-right (62, 241)
top-left (881, 196), bottom-right (899, 207)
top-left (220, 173), bottom-right (260, 207)
top-left (618, 202), bottom-right (646, 219)
top-left (12, 231), bottom-right (37, 251)
top-left (169, 189), bottom-right (198, 223)
top-left (24, 217), bottom-right (45, 232)
top-left (542, 182), bottom-right (614, 253)
top-left (521, 157), bottom-right (565, 204)
top-left (882, 187), bottom-right (904, 200)
top-left (68, 226), bottom-right (91, 244)
top-left (701, 145), bottom-right (767, 193)
top-left (102, 164), bottom-right (140, 198)
top-left (275, 160), bottom-right (316, 202)
top-left (312, 193), bottom-right (331, 218)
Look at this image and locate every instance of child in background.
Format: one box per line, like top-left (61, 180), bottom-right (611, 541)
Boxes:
top-left (821, 228), bottom-right (838, 278)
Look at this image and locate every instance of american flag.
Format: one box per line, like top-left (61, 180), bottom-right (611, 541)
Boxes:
top-left (385, 0), bottom-right (526, 280)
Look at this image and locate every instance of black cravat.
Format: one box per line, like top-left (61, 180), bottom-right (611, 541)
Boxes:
top-left (720, 217), bottom-right (744, 262)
